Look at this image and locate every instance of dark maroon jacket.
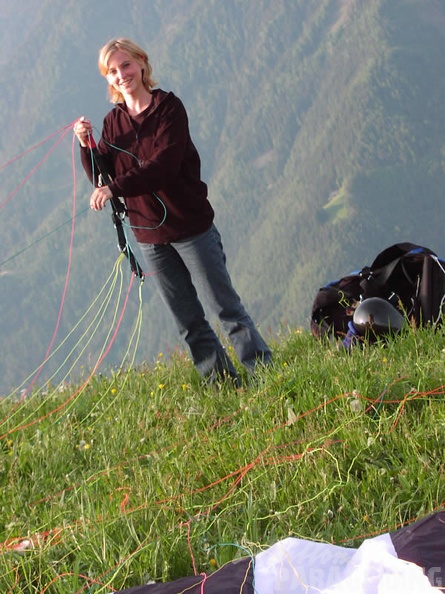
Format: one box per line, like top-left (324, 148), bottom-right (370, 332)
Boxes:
top-left (80, 89), bottom-right (214, 244)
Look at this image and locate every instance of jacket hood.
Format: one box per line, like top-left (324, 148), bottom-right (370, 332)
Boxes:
top-left (115, 88), bottom-right (174, 118)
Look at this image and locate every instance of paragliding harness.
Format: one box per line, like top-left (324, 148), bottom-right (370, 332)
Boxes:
top-left (311, 243), bottom-right (445, 346)
top-left (86, 136), bottom-right (145, 281)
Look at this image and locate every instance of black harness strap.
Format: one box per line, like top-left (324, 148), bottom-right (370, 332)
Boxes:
top-left (87, 137), bottom-right (144, 281)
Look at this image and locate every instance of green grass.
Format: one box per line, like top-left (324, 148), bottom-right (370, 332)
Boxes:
top-left (0, 325), bottom-right (444, 593)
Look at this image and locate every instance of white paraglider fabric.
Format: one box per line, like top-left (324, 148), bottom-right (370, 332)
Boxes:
top-left (254, 534), bottom-right (435, 594)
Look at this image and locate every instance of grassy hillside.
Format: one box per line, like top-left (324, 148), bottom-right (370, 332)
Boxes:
top-left (1, 0), bottom-right (445, 393)
top-left (0, 326), bottom-right (444, 592)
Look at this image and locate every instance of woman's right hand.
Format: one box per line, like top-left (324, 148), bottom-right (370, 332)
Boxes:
top-left (73, 117), bottom-right (93, 147)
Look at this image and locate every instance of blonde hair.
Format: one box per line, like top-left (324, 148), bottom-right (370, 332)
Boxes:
top-left (98, 38), bottom-right (157, 103)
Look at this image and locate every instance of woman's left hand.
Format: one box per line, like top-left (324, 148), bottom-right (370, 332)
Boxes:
top-left (90, 186), bottom-right (113, 211)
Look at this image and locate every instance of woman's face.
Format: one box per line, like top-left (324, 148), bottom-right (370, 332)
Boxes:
top-left (106, 50), bottom-right (144, 97)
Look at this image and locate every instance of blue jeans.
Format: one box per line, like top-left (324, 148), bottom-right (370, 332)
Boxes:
top-left (138, 225), bottom-right (272, 382)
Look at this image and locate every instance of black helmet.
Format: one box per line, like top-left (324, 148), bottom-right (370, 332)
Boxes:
top-left (353, 297), bottom-right (406, 340)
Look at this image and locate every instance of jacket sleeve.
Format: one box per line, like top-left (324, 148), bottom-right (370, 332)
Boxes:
top-left (108, 97), bottom-right (190, 198)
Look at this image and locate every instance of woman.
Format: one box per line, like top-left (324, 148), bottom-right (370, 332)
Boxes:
top-left (74, 38), bottom-right (272, 386)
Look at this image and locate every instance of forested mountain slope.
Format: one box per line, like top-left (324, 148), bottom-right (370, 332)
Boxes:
top-left (1, 0), bottom-right (444, 393)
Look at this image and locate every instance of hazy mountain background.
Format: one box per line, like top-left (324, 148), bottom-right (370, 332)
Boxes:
top-left (1, 0), bottom-right (445, 394)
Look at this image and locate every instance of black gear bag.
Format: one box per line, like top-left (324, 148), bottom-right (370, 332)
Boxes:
top-left (311, 242), bottom-right (445, 341)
